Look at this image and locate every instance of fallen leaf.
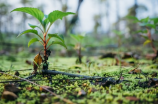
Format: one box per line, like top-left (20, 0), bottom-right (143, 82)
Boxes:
top-left (33, 54), bottom-right (42, 72)
top-left (26, 87), bottom-right (33, 91)
top-left (115, 58), bottom-right (130, 66)
top-left (145, 53), bottom-right (156, 60)
top-left (40, 86), bottom-right (53, 92)
top-left (126, 96), bottom-right (139, 101)
top-left (1, 91), bottom-right (17, 100)
top-left (4, 84), bottom-right (20, 93)
top-left (25, 60), bottom-right (32, 65)
top-left (88, 87), bottom-right (97, 94)
top-left (128, 68), bottom-right (141, 74)
top-left (78, 89), bottom-right (86, 96)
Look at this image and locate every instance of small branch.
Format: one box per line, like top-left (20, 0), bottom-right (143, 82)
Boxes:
top-left (46, 43), bottom-right (52, 50)
top-left (0, 72), bottom-right (74, 104)
top-left (39, 40), bottom-right (44, 46)
top-left (46, 23), bottom-right (52, 35)
top-left (37, 34), bottom-right (44, 42)
top-left (37, 27), bottom-right (44, 34)
top-left (46, 37), bottom-right (51, 45)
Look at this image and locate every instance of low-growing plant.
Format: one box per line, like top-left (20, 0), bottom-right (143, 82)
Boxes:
top-left (70, 34), bottom-right (85, 64)
top-left (11, 7), bottom-right (75, 72)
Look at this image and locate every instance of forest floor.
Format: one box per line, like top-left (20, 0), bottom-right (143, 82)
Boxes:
top-left (0, 52), bottom-right (158, 104)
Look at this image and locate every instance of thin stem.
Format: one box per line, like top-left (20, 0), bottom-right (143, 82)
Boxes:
top-left (46, 37), bottom-right (51, 45)
top-left (37, 34), bottom-right (44, 42)
top-left (46, 23), bottom-right (53, 35)
top-left (39, 40), bottom-right (44, 46)
top-left (37, 27), bottom-right (44, 34)
top-left (146, 28), bottom-right (157, 54)
top-left (46, 43), bottom-right (52, 50)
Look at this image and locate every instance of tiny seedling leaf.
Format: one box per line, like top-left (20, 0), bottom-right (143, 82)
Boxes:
top-left (11, 7), bottom-right (44, 24)
top-left (17, 29), bottom-right (38, 37)
top-left (28, 23), bottom-right (39, 29)
top-left (28, 38), bottom-right (39, 47)
top-left (48, 34), bottom-right (64, 42)
top-left (51, 41), bottom-right (67, 49)
top-left (48, 10), bottom-right (75, 23)
top-left (70, 34), bottom-right (84, 42)
top-left (143, 39), bottom-right (151, 46)
top-left (42, 15), bottom-right (50, 30)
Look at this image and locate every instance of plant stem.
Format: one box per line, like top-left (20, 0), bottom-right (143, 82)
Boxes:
top-left (147, 28), bottom-right (157, 54)
top-left (44, 33), bottom-right (47, 63)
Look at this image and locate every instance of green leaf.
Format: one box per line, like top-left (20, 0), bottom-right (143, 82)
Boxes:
top-left (28, 38), bottom-right (39, 47)
top-left (70, 34), bottom-right (84, 42)
top-left (151, 18), bottom-right (158, 25)
top-left (140, 17), bottom-right (149, 23)
top-left (135, 30), bottom-right (147, 34)
top-left (146, 24), bottom-right (156, 29)
top-left (48, 10), bottom-right (75, 23)
top-left (113, 30), bottom-right (123, 35)
top-left (51, 41), bottom-right (67, 49)
top-left (42, 17), bottom-right (49, 31)
top-left (17, 29), bottom-right (38, 37)
top-left (126, 16), bottom-right (139, 22)
top-left (143, 39), bottom-right (151, 46)
top-left (28, 23), bottom-right (39, 29)
top-left (140, 35), bottom-right (149, 40)
top-left (11, 7), bottom-right (44, 24)
top-left (48, 34), bottom-right (64, 42)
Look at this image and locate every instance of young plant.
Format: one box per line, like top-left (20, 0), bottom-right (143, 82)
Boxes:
top-left (129, 16), bottom-right (158, 62)
top-left (70, 34), bottom-right (85, 64)
top-left (11, 7), bottom-right (75, 72)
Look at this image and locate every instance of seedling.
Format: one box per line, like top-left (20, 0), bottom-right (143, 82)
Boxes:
top-left (70, 34), bottom-right (85, 64)
top-left (11, 7), bottom-right (75, 73)
top-left (129, 16), bottom-right (158, 62)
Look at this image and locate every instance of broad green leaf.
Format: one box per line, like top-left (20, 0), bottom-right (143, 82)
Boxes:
top-left (146, 24), bottom-right (156, 29)
top-left (51, 41), bottom-right (67, 49)
top-left (48, 10), bottom-right (75, 23)
top-left (151, 18), bottom-right (158, 25)
top-left (140, 35), bottom-right (148, 40)
top-left (28, 38), bottom-right (39, 47)
top-left (70, 34), bottom-right (80, 42)
top-left (28, 23), bottom-right (39, 29)
top-left (11, 7), bottom-right (44, 24)
top-left (48, 34), bottom-right (64, 42)
top-left (135, 30), bottom-right (147, 34)
top-left (143, 39), bottom-right (151, 46)
top-left (140, 17), bottom-right (149, 23)
top-left (17, 29), bottom-right (38, 37)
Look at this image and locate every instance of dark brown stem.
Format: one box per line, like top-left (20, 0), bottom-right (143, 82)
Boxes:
top-left (78, 44), bottom-right (82, 64)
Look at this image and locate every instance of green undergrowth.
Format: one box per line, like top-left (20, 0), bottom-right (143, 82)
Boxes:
top-left (0, 55), bottom-right (158, 104)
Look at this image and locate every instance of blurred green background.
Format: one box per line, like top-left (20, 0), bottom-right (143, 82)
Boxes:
top-left (0, 0), bottom-right (158, 57)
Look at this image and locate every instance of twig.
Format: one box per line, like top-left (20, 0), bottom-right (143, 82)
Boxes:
top-left (0, 72), bottom-right (74, 104)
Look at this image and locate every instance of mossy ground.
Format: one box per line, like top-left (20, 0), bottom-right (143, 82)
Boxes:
top-left (0, 55), bottom-right (158, 104)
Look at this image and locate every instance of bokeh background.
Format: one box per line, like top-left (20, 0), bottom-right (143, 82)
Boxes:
top-left (0, 0), bottom-right (158, 57)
